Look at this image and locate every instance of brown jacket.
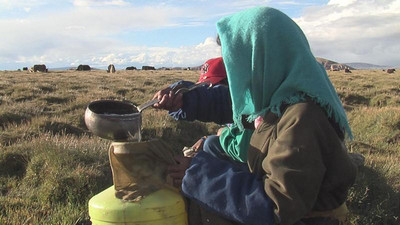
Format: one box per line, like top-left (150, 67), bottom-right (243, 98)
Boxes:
top-left (248, 101), bottom-right (357, 225)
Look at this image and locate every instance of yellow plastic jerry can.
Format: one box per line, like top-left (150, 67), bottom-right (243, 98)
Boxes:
top-left (88, 186), bottom-right (188, 225)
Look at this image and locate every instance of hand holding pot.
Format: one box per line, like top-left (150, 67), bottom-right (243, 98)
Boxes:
top-left (152, 87), bottom-right (183, 111)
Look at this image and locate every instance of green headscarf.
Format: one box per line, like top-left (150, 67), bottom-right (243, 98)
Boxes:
top-left (217, 7), bottom-right (352, 161)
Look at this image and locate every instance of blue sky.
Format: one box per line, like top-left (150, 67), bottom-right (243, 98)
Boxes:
top-left (0, 0), bottom-right (399, 70)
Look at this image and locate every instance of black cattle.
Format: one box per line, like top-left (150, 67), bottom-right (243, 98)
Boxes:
top-left (126, 66), bottom-right (137, 70)
top-left (33, 64), bottom-right (47, 72)
top-left (142, 66), bottom-right (156, 70)
top-left (387, 68), bottom-right (396, 74)
top-left (77, 65), bottom-right (91, 71)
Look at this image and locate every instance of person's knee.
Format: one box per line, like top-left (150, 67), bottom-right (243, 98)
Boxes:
top-left (203, 135), bottom-right (220, 152)
top-left (203, 135), bottom-right (226, 159)
top-left (203, 135), bottom-right (249, 170)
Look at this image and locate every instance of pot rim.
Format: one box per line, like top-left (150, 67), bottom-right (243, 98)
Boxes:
top-left (87, 99), bottom-right (140, 117)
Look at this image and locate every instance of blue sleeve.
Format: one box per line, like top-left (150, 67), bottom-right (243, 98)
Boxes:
top-left (168, 80), bottom-right (195, 89)
top-left (181, 151), bottom-right (275, 225)
top-left (169, 83), bottom-right (233, 124)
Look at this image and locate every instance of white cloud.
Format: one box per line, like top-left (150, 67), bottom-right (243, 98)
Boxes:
top-left (225, 0), bottom-right (270, 8)
top-left (295, 0), bottom-right (400, 66)
top-left (0, 4), bottom-right (200, 68)
top-left (130, 53), bottom-right (147, 64)
top-left (103, 37), bottom-right (221, 68)
top-left (65, 25), bottom-right (86, 30)
top-left (0, 15), bottom-right (220, 69)
top-left (2, 0), bottom-right (399, 69)
top-left (86, 37), bottom-right (221, 68)
top-left (327, 0), bottom-right (357, 7)
top-left (1, 0), bottom-right (234, 70)
top-left (277, 1), bottom-right (313, 6)
top-left (98, 53), bottom-right (128, 64)
top-left (0, 0), bottom-right (51, 9)
top-left (73, 0), bottom-right (129, 7)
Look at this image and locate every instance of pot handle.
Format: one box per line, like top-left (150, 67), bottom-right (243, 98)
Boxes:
top-left (136, 98), bottom-right (160, 112)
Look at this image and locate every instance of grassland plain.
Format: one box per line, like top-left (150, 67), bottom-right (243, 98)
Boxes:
top-left (0, 69), bottom-right (399, 224)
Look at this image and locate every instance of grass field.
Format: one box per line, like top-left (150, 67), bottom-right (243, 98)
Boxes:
top-left (0, 69), bottom-right (399, 224)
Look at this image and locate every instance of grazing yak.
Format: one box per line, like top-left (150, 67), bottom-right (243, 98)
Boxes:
top-left (344, 68), bottom-right (352, 73)
top-left (22, 67), bottom-right (28, 71)
top-left (107, 64), bottom-right (116, 73)
top-left (31, 64), bottom-right (47, 72)
top-left (77, 65), bottom-right (91, 71)
top-left (142, 66), bottom-right (156, 70)
top-left (126, 66), bottom-right (137, 70)
top-left (387, 68), bottom-right (396, 74)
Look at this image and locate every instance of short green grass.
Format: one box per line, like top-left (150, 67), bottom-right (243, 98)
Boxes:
top-left (0, 69), bottom-right (399, 224)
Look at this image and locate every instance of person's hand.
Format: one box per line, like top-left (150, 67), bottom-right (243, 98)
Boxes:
top-left (217, 127), bottom-right (226, 136)
top-left (167, 155), bottom-right (192, 189)
top-left (254, 116), bottom-right (264, 129)
top-left (190, 136), bottom-right (207, 152)
top-left (152, 87), bottom-right (183, 111)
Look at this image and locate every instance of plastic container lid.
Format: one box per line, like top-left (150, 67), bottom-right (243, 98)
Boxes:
top-left (89, 186), bottom-right (187, 223)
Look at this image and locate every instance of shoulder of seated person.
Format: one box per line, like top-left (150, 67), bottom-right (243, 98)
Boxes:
top-left (283, 101), bottom-right (325, 119)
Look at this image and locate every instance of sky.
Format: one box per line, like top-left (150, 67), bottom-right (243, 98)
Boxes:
top-left (0, 0), bottom-right (399, 70)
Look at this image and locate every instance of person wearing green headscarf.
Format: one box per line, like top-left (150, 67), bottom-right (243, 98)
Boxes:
top-left (181, 6), bottom-right (357, 225)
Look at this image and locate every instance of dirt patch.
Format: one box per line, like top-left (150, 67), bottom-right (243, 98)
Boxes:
top-left (395, 121), bottom-right (400, 130)
top-left (14, 95), bottom-right (35, 102)
top-left (132, 88), bottom-right (146, 93)
top-left (143, 81), bottom-right (154, 86)
top-left (0, 153), bottom-right (28, 178)
top-left (362, 84), bottom-right (374, 88)
top-left (38, 86), bottom-right (55, 93)
top-left (387, 133), bottom-right (400, 144)
top-left (0, 112), bottom-right (29, 128)
top-left (70, 85), bottom-right (86, 90)
top-left (42, 96), bottom-right (70, 104)
top-left (341, 93), bottom-right (370, 106)
top-left (116, 89), bottom-right (129, 96)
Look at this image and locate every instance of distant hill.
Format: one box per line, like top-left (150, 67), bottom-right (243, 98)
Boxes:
top-left (316, 57), bottom-right (354, 70)
top-left (316, 57), bottom-right (393, 70)
top-left (48, 67), bottom-right (75, 71)
top-left (343, 62), bottom-right (389, 70)
top-left (49, 66), bottom-right (100, 71)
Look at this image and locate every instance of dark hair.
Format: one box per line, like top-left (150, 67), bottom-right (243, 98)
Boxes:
top-left (216, 35), bottom-right (221, 46)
